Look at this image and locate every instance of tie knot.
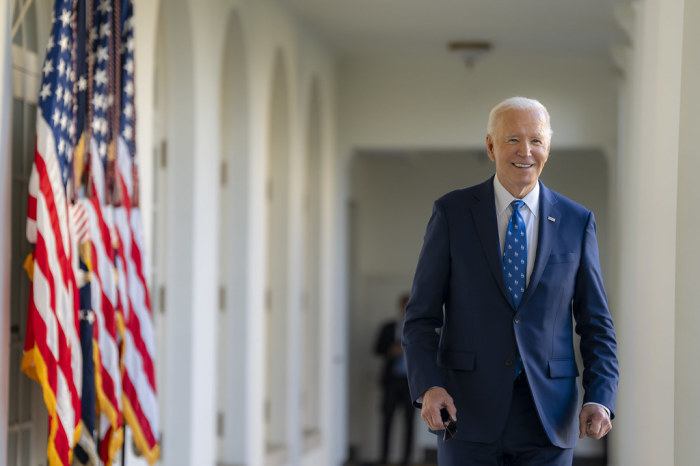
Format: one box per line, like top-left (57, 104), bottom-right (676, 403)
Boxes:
top-left (511, 200), bottom-right (524, 213)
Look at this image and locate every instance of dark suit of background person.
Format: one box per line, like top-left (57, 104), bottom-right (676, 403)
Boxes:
top-left (401, 97), bottom-right (619, 465)
top-left (375, 294), bottom-right (414, 466)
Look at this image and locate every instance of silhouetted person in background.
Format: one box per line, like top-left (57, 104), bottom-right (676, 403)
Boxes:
top-left (375, 293), bottom-right (414, 466)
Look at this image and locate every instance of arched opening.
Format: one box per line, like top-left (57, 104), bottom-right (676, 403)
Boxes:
top-left (216, 9), bottom-right (250, 464)
top-left (265, 49), bottom-right (291, 459)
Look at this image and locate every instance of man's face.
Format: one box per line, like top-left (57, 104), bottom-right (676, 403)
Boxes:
top-left (486, 107), bottom-right (550, 199)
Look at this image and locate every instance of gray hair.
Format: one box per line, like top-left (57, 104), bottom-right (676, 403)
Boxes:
top-left (487, 96), bottom-right (553, 139)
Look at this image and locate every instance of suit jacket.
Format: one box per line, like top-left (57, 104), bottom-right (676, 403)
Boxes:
top-left (402, 177), bottom-right (618, 448)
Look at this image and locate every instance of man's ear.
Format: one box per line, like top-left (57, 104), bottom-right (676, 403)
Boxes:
top-left (485, 134), bottom-right (496, 162)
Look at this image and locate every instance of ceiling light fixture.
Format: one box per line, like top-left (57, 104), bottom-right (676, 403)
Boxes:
top-left (448, 40), bottom-right (492, 68)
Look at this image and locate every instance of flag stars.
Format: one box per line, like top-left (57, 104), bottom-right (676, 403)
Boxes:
top-left (123, 125), bottom-right (133, 141)
top-left (57, 59), bottom-right (66, 76)
top-left (91, 118), bottom-right (102, 134)
top-left (40, 83), bottom-right (52, 101)
top-left (99, 23), bottom-right (111, 38)
top-left (123, 103), bottom-right (134, 119)
top-left (124, 59), bottom-right (134, 75)
top-left (58, 35), bottom-right (70, 52)
top-left (94, 93), bottom-right (106, 110)
top-left (59, 9), bottom-right (72, 27)
top-left (98, 0), bottom-right (112, 14)
top-left (124, 81), bottom-right (134, 97)
top-left (97, 46), bottom-right (109, 63)
top-left (95, 69), bottom-right (107, 86)
top-left (43, 59), bottom-right (54, 76)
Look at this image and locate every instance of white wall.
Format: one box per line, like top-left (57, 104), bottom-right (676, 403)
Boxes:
top-left (674, 0), bottom-right (700, 464)
top-left (0, 0), bottom-right (12, 458)
top-left (610, 0), bottom-right (685, 464)
top-left (132, 0), bottom-right (342, 464)
top-left (338, 54), bottom-right (618, 151)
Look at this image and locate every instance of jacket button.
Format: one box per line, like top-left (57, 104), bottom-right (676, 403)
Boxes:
top-left (514, 316), bottom-right (521, 324)
top-left (505, 359), bottom-right (514, 366)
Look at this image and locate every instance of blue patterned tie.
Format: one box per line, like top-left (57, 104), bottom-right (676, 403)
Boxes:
top-left (503, 200), bottom-right (527, 377)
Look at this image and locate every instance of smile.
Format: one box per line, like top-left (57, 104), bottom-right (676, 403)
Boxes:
top-left (513, 163), bottom-right (533, 168)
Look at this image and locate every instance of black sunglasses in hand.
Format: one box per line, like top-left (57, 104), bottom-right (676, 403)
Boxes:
top-left (440, 408), bottom-right (458, 441)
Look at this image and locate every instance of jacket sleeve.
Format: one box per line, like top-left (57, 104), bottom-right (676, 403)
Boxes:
top-left (402, 201), bottom-right (451, 405)
top-left (573, 212), bottom-right (619, 418)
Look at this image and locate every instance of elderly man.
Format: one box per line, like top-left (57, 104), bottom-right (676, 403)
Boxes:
top-left (402, 97), bottom-right (618, 465)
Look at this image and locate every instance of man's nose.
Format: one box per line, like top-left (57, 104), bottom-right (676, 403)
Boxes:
top-left (517, 141), bottom-right (531, 156)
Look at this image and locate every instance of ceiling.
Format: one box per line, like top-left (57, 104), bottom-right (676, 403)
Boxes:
top-left (285, 0), bottom-right (622, 59)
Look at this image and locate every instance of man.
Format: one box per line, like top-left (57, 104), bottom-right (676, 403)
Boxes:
top-left (374, 293), bottom-right (414, 466)
top-left (402, 97), bottom-right (618, 465)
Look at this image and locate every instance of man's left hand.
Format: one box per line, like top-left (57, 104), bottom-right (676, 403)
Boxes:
top-left (578, 404), bottom-right (611, 439)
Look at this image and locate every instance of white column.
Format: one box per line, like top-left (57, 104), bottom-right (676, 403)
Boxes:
top-left (674, 0), bottom-right (700, 464)
top-left (610, 1), bottom-right (685, 465)
top-left (0, 1), bottom-right (12, 458)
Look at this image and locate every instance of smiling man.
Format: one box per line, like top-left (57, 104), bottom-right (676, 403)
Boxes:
top-left (402, 97), bottom-right (619, 465)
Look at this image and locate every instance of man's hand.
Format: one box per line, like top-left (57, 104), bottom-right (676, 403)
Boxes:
top-left (421, 387), bottom-right (457, 430)
top-left (578, 404), bottom-right (612, 439)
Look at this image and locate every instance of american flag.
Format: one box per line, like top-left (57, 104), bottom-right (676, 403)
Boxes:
top-left (113, 1), bottom-right (161, 462)
top-left (80, 0), bottom-right (125, 463)
top-left (22, 0), bottom-right (83, 465)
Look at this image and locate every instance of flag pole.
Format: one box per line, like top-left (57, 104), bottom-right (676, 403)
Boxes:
top-left (122, 425), bottom-right (127, 466)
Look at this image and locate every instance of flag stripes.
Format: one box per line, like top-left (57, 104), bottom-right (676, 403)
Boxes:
top-left (22, 0), bottom-right (159, 464)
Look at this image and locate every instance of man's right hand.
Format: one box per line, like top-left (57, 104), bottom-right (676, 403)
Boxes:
top-left (421, 386), bottom-right (457, 430)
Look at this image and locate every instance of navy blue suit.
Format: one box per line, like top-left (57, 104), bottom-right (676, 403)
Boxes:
top-left (402, 177), bottom-right (618, 450)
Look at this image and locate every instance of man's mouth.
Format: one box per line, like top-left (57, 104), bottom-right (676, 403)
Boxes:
top-left (513, 163), bottom-right (533, 168)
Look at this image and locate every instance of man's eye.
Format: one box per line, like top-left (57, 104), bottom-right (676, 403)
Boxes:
top-left (532, 139), bottom-right (542, 144)
top-left (508, 138), bottom-right (518, 143)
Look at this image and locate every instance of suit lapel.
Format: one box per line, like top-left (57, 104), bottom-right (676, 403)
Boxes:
top-left (471, 178), bottom-right (510, 303)
top-left (521, 181), bottom-right (560, 306)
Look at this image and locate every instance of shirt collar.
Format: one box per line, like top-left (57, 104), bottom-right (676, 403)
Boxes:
top-left (493, 175), bottom-right (540, 218)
